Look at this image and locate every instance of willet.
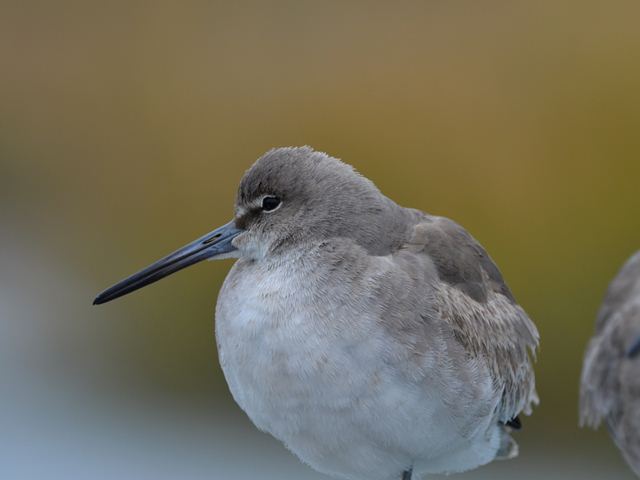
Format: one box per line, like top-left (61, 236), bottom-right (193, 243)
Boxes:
top-left (581, 251), bottom-right (640, 477)
top-left (94, 147), bottom-right (539, 480)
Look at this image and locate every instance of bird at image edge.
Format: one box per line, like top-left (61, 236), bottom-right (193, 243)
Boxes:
top-left (581, 251), bottom-right (640, 477)
top-left (94, 147), bottom-right (539, 480)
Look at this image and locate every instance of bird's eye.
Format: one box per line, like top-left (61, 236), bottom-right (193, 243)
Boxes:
top-left (261, 196), bottom-right (281, 212)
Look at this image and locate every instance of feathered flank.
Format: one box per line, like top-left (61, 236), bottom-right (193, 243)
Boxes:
top-left (407, 216), bottom-right (539, 422)
top-left (580, 250), bottom-right (640, 477)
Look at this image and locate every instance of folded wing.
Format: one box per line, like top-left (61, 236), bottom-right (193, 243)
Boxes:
top-left (408, 215), bottom-right (539, 422)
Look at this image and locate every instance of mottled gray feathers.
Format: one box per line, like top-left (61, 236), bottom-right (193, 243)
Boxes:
top-left (406, 216), bottom-right (538, 421)
top-left (417, 216), bottom-right (515, 304)
top-left (596, 251), bottom-right (640, 332)
top-left (581, 250), bottom-right (640, 477)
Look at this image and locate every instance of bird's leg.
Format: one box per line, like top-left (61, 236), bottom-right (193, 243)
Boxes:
top-left (401, 468), bottom-right (412, 480)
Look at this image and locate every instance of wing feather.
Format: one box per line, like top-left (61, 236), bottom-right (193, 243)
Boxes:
top-left (408, 215), bottom-right (539, 421)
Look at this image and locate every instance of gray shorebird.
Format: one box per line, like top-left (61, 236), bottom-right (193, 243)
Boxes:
top-left (94, 147), bottom-right (539, 480)
top-left (581, 251), bottom-right (640, 477)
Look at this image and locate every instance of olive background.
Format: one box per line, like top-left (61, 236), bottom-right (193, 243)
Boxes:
top-left (1, 1), bottom-right (639, 478)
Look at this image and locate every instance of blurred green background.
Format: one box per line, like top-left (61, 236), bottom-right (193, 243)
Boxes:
top-left (1, 1), bottom-right (639, 478)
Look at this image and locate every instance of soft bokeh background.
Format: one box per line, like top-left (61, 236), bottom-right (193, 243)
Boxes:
top-left (2, 1), bottom-right (639, 478)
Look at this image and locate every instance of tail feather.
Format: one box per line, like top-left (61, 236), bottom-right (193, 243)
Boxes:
top-left (495, 428), bottom-right (519, 460)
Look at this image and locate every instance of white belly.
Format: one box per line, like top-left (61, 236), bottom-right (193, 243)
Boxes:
top-left (215, 260), bottom-right (501, 480)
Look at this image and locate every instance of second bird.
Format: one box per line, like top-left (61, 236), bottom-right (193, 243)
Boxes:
top-left (581, 251), bottom-right (640, 477)
top-left (94, 147), bottom-right (539, 480)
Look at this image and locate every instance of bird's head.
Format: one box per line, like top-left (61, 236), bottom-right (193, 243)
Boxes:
top-left (93, 146), bottom-right (407, 305)
top-left (231, 146), bottom-right (407, 259)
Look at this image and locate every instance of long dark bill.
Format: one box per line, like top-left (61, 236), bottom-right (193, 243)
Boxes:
top-left (93, 221), bottom-right (242, 305)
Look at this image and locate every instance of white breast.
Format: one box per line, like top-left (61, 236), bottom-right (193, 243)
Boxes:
top-left (215, 257), bottom-right (502, 480)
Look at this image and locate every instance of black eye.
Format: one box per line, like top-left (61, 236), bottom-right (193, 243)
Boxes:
top-left (261, 196), bottom-right (281, 212)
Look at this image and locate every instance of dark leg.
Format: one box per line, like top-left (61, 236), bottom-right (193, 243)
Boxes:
top-left (401, 468), bottom-right (412, 480)
top-left (505, 415), bottom-right (521, 430)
